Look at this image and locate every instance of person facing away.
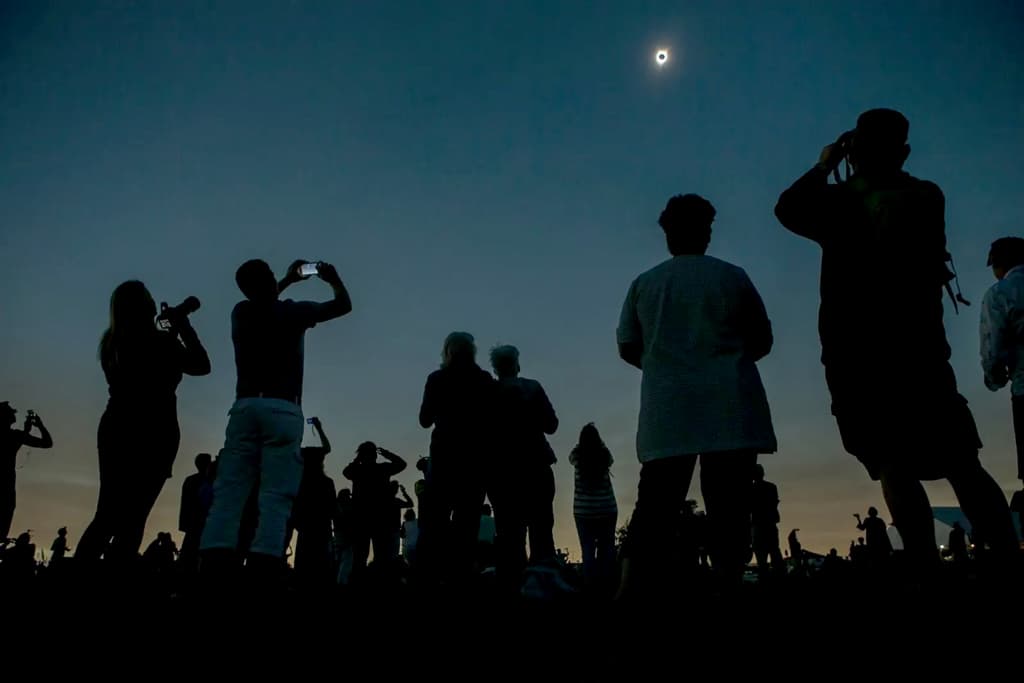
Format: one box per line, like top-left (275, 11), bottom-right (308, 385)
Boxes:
top-left (178, 452), bottom-right (214, 571)
top-left (76, 281), bottom-right (210, 565)
top-left (854, 507), bottom-right (893, 562)
top-left (418, 332), bottom-right (496, 582)
top-left (342, 441), bottom-right (407, 577)
top-left (750, 464), bottom-right (786, 580)
top-left (199, 259), bottom-right (352, 582)
top-left (293, 417), bottom-right (338, 588)
top-left (50, 527), bottom-right (71, 564)
top-left (616, 193), bottom-right (777, 597)
top-left (787, 529), bottom-right (803, 571)
top-left (386, 481), bottom-right (414, 560)
top-left (0, 402), bottom-right (53, 542)
top-left (569, 423), bottom-right (618, 594)
top-left (401, 507), bottom-right (419, 567)
top-left (775, 108), bottom-right (1019, 569)
top-left (488, 344), bottom-right (559, 586)
top-left (980, 237), bottom-right (1024, 484)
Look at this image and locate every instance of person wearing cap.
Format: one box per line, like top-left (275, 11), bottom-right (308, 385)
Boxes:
top-left (775, 109), bottom-right (1019, 567)
top-left (616, 193), bottom-right (777, 597)
top-left (0, 402), bottom-right (52, 542)
top-left (981, 236), bottom-right (1024, 484)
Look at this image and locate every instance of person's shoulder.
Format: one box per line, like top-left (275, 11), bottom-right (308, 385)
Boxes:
top-left (903, 173), bottom-right (944, 201)
top-left (701, 255), bottom-right (751, 280)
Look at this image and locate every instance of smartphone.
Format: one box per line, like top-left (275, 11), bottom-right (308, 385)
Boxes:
top-left (299, 262), bottom-right (320, 277)
top-left (306, 417), bottom-right (316, 425)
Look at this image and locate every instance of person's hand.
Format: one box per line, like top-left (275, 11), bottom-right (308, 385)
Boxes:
top-left (287, 260), bottom-right (312, 282)
top-left (853, 513), bottom-right (861, 520)
top-left (309, 416), bottom-right (321, 428)
top-left (818, 143), bottom-right (842, 172)
top-left (317, 262), bottom-right (342, 287)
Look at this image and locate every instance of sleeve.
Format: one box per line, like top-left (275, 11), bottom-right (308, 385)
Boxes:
top-left (616, 279), bottom-right (642, 346)
top-left (774, 165), bottom-right (834, 243)
top-left (285, 300), bottom-right (339, 329)
top-left (533, 381), bottom-right (559, 435)
top-left (419, 373), bottom-right (437, 428)
top-left (738, 269), bottom-right (773, 362)
top-left (980, 286), bottom-right (1010, 391)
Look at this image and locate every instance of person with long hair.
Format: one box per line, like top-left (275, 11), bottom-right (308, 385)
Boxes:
top-left (76, 280), bottom-right (210, 564)
top-left (417, 332), bottom-right (495, 583)
top-left (569, 423), bottom-right (618, 594)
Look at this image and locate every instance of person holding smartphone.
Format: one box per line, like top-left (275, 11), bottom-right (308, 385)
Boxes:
top-left (1, 402), bottom-right (53, 542)
top-left (200, 260), bottom-right (352, 583)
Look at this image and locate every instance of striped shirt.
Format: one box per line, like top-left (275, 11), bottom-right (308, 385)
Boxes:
top-left (570, 447), bottom-right (617, 519)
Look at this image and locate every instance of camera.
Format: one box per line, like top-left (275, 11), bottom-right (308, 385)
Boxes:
top-left (157, 296), bottom-right (201, 330)
top-left (298, 262), bottom-right (321, 278)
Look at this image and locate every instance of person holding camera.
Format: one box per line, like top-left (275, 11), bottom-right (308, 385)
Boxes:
top-left (292, 416), bottom-right (338, 589)
top-left (77, 281), bottom-right (211, 564)
top-left (775, 109), bottom-right (1019, 568)
top-left (1, 402), bottom-right (53, 542)
top-left (199, 260), bottom-right (352, 582)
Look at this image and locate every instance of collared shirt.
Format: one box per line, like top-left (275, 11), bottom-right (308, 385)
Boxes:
top-left (981, 264), bottom-right (1024, 395)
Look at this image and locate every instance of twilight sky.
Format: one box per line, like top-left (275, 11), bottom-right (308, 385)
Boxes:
top-left (2, 1), bottom-right (1022, 557)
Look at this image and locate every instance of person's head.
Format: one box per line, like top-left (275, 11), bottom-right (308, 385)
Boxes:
top-left (305, 448), bottom-right (327, 469)
top-left (857, 537), bottom-right (865, 545)
top-left (106, 280), bottom-right (157, 337)
top-left (867, 506), bottom-right (879, 518)
top-left (195, 452), bottom-right (212, 474)
top-left (235, 259), bottom-right (278, 303)
top-left (16, 532), bottom-right (30, 546)
top-left (987, 237), bottom-right (1024, 281)
top-left (416, 456), bottom-right (429, 473)
top-left (658, 194), bottom-right (716, 256)
top-left (850, 109), bottom-right (910, 176)
top-left (752, 463), bottom-right (765, 482)
top-left (0, 402), bottom-right (14, 429)
top-left (355, 441), bottom-right (377, 463)
top-left (404, 508), bottom-right (416, 522)
top-left (829, 548), bottom-right (838, 557)
top-left (58, 527), bottom-right (67, 537)
top-left (441, 331), bottom-right (476, 368)
top-left (481, 503), bottom-right (492, 517)
top-left (489, 345), bottom-right (520, 379)
top-left (577, 422), bottom-right (605, 451)
top-left (338, 488), bottom-right (352, 505)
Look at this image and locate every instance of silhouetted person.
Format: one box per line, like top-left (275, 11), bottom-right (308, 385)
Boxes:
top-left (50, 527), bottom-right (71, 565)
top-left (293, 417), bottom-right (337, 588)
top-left (335, 488), bottom-right (354, 586)
top-left (788, 529), bottom-right (803, 574)
top-left (949, 522), bottom-right (969, 565)
top-left (401, 507), bottom-right (419, 567)
top-left (418, 332), bottom-right (496, 583)
top-left (387, 482), bottom-right (414, 560)
top-left (855, 507), bottom-right (893, 567)
top-left (77, 281), bottom-right (210, 565)
top-left (0, 402), bottom-right (53, 542)
top-left (342, 442), bottom-right (406, 579)
top-left (751, 464), bottom-right (786, 580)
top-left (775, 108), bottom-right (1020, 569)
top-left (981, 237), bottom-right (1024, 484)
top-left (200, 259), bottom-right (351, 583)
top-left (569, 423), bottom-right (618, 594)
top-left (1011, 488), bottom-right (1024, 542)
top-left (616, 194), bottom-right (777, 596)
top-left (488, 345), bottom-right (559, 588)
top-left (178, 452), bottom-right (214, 572)
top-left (143, 532), bottom-right (177, 573)
top-left (5, 532), bottom-right (36, 581)
top-left (851, 537), bottom-right (868, 568)
top-left (822, 548), bottom-right (845, 579)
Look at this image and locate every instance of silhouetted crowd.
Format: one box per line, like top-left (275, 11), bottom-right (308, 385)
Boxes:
top-left (2, 108), bottom-right (1024, 602)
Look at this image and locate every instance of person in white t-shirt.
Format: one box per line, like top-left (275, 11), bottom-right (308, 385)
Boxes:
top-left (616, 194), bottom-right (777, 596)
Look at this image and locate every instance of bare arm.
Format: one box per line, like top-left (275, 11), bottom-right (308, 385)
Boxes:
top-left (175, 319), bottom-right (212, 377)
top-left (378, 448), bottom-right (408, 476)
top-left (534, 383), bottom-right (559, 435)
top-left (311, 418), bottom-right (331, 456)
top-left (22, 416), bottom-right (53, 449)
top-left (419, 375), bottom-right (436, 429)
top-left (774, 164), bottom-right (833, 243)
top-left (398, 486), bottom-right (413, 508)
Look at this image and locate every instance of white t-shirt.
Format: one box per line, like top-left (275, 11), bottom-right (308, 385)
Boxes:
top-left (478, 516), bottom-right (496, 544)
top-left (617, 254), bottom-right (777, 461)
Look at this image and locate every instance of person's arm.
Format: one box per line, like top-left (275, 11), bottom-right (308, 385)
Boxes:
top-left (617, 279), bottom-right (643, 370)
top-left (534, 382), bottom-right (558, 435)
top-left (419, 374), bottom-right (437, 429)
top-left (738, 271), bottom-right (773, 362)
top-left (980, 287), bottom-right (1010, 391)
top-left (378, 448), bottom-right (408, 476)
top-left (342, 461), bottom-right (358, 482)
top-left (310, 417), bottom-right (331, 456)
top-left (174, 317), bottom-right (212, 377)
top-left (22, 414), bottom-right (53, 449)
top-left (774, 140), bottom-right (845, 242)
top-left (398, 486), bottom-right (413, 508)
